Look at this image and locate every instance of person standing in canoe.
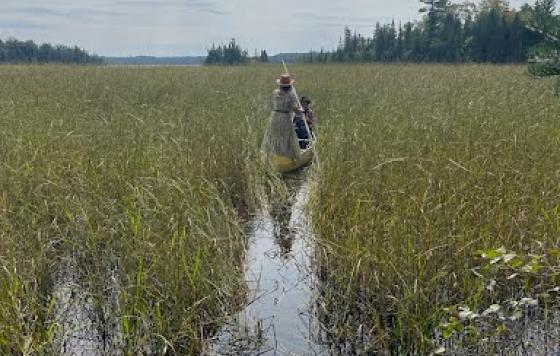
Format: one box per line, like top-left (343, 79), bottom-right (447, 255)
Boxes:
top-left (261, 73), bottom-right (302, 161)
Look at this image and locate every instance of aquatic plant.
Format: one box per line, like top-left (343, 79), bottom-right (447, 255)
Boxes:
top-left (0, 65), bottom-right (275, 354)
top-left (309, 64), bottom-right (560, 353)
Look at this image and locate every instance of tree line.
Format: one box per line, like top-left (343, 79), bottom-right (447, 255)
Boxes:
top-left (205, 38), bottom-right (270, 65)
top-left (205, 39), bottom-right (249, 65)
top-left (0, 38), bottom-right (102, 64)
top-left (305, 0), bottom-right (550, 63)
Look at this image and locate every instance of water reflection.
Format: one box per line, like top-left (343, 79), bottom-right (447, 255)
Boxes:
top-left (269, 173), bottom-right (303, 259)
top-left (210, 169), bottom-right (329, 355)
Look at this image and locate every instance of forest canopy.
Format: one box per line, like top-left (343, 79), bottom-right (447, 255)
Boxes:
top-left (304, 0), bottom-right (549, 63)
top-left (0, 38), bottom-right (102, 64)
top-left (205, 39), bottom-right (249, 65)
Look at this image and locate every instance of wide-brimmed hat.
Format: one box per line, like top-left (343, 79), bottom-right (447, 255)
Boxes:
top-left (276, 73), bottom-right (295, 87)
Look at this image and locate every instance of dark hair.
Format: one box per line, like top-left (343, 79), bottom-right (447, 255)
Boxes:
top-left (281, 86), bottom-right (292, 91)
top-left (301, 96), bottom-right (311, 104)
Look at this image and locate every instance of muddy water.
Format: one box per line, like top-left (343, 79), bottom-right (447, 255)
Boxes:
top-left (436, 307), bottom-right (560, 356)
top-left (52, 257), bottom-right (123, 355)
top-left (53, 261), bottom-right (103, 355)
top-left (211, 172), bottom-right (328, 355)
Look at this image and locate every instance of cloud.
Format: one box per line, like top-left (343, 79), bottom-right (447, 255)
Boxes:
top-left (0, 19), bottom-right (44, 30)
top-left (113, 0), bottom-right (229, 15)
top-left (295, 12), bottom-right (399, 24)
top-left (295, 12), bottom-right (403, 30)
top-left (1, 6), bottom-right (125, 19)
top-left (0, 0), bottom-right (533, 57)
top-left (3, 7), bottom-right (60, 17)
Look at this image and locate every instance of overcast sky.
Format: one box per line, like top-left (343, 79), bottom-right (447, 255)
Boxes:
top-left (0, 0), bottom-right (533, 56)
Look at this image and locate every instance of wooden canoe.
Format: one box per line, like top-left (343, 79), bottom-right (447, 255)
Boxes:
top-left (269, 133), bottom-right (316, 173)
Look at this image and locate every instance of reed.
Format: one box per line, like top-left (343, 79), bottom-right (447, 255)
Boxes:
top-left (0, 65), bottom-right (278, 354)
top-left (2, 64), bottom-right (558, 354)
top-left (308, 64), bottom-right (560, 352)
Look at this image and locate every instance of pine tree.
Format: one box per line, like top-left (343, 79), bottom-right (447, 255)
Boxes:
top-left (527, 0), bottom-right (560, 78)
top-left (204, 39), bottom-right (248, 65)
top-left (0, 37), bottom-right (100, 64)
top-left (317, 1), bottom-right (552, 65)
top-left (260, 50), bottom-right (269, 63)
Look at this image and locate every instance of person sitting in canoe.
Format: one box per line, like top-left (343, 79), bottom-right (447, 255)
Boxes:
top-left (294, 96), bottom-right (316, 149)
top-left (301, 96), bottom-right (316, 131)
top-left (261, 73), bottom-right (303, 161)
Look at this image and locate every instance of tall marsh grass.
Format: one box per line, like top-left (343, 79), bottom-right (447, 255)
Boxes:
top-left (0, 65), bottom-right (278, 354)
top-left (308, 64), bottom-right (560, 352)
top-left (2, 64), bottom-right (559, 354)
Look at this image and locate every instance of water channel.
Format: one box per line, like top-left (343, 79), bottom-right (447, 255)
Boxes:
top-left (211, 170), bottom-right (329, 355)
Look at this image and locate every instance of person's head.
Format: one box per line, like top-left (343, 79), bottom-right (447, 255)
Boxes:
top-left (301, 96), bottom-right (311, 108)
top-left (276, 73), bottom-right (294, 90)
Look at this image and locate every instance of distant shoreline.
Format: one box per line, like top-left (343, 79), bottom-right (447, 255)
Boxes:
top-left (103, 56), bottom-right (204, 66)
top-left (104, 63), bottom-right (203, 67)
top-left (103, 53), bottom-right (302, 66)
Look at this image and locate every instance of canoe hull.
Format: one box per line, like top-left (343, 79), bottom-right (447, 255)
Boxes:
top-left (270, 145), bottom-right (314, 173)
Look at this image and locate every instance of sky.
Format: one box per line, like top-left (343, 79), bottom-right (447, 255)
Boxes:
top-left (0, 0), bottom-right (533, 57)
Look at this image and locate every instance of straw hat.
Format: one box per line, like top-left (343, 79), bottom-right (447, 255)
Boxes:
top-left (276, 73), bottom-right (295, 87)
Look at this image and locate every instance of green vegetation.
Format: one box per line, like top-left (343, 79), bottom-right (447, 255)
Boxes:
top-left (306, 0), bottom-right (546, 64)
top-left (0, 65), bottom-right (275, 354)
top-left (205, 39), bottom-right (250, 65)
top-left (308, 64), bottom-right (560, 352)
top-left (1, 64), bottom-right (559, 354)
top-left (0, 38), bottom-right (102, 64)
top-left (259, 50), bottom-right (269, 63)
top-left (528, 0), bottom-right (560, 89)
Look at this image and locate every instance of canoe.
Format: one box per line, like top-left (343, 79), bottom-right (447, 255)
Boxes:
top-left (270, 133), bottom-right (316, 173)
